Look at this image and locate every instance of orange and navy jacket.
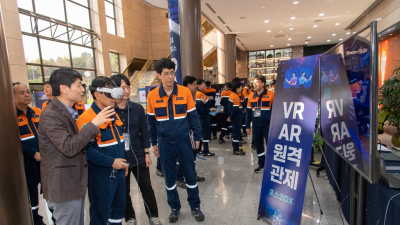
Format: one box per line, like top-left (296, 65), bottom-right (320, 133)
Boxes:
top-left (203, 88), bottom-right (216, 107)
top-left (147, 83), bottom-right (202, 146)
top-left (242, 89), bottom-right (250, 109)
top-left (228, 92), bottom-right (243, 121)
top-left (73, 102), bottom-right (86, 116)
top-left (196, 90), bottom-right (213, 118)
top-left (17, 106), bottom-right (42, 162)
top-left (76, 102), bottom-right (125, 168)
top-left (43, 100), bottom-right (85, 116)
top-left (220, 89), bottom-right (232, 114)
top-left (246, 89), bottom-right (275, 128)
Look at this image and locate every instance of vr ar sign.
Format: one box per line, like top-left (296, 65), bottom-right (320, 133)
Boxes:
top-left (279, 102), bottom-right (304, 143)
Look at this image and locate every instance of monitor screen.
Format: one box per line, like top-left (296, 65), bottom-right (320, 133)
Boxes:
top-left (319, 25), bottom-right (379, 183)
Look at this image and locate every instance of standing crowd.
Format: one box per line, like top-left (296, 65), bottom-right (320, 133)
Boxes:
top-left (14, 58), bottom-right (275, 225)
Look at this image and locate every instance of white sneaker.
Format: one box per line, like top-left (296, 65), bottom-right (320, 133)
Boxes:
top-left (149, 217), bottom-right (162, 225)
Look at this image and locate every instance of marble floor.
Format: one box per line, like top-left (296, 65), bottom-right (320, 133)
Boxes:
top-left (37, 132), bottom-right (360, 225)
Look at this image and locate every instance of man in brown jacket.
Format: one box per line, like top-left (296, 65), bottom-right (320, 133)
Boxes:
top-left (39, 68), bottom-right (115, 225)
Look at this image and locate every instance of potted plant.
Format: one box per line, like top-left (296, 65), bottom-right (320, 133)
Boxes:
top-left (378, 67), bottom-right (400, 148)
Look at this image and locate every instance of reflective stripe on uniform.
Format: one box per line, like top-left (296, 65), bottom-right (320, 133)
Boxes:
top-left (157, 118), bottom-right (169, 121)
top-left (166, 184), bottom-right (177, 190)
top-left (21, 136), bottom-right (35, 141)
top-left (186, 183), bottom-right (198, 188)
top-left (98, 141), bottom-right (119, 148)
top-left (31, 205), bottom-right (39, 210)
top-left (174, 115), bottom-right (187, 120)
top-left (261, 108), bottom-right (271, 111)
top-left (108, 218), bottom-right (123, 223)
top-left (187, 107), bottom-right (196, 112)
top-left (202, 140), bottom-right (209, 142)
top-left (258, 152), bottom-right (265, 157)
top-left (232, 140), bottom-right (240, 142)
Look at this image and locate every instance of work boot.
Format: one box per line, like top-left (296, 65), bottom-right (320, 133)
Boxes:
top-left (156, 170), bottom-right (163, 177)
top-left (218, 139), bottom-right (225, 144)
top-left (191, 208), bottom-right (205, 222)
top-left (234, 150), bottom-right (245, 155)
top-left (149, 217), bottom-right (162, 225)
top-left (254, 166), bottom-right (264, 173)
top-left (176, 180), bottom-right (186, 189)
top-left (126, 218), bottom-right (136, 225)
top-left (196, 175), bottom-right (205, 182)
top-left (169, 209), bottom-right (180, 223)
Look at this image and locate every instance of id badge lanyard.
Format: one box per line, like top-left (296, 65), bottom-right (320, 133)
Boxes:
top-left (123, 101), bottom-right (130, 151)
top-left (254, 90), bottom-right (266, 117)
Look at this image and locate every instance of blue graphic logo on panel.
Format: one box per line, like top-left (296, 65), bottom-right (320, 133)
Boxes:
top-left (168, 0), bottom-right (182, 85)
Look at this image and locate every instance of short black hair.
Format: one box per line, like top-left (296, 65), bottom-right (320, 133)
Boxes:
top-left (110, 74), bottom-right (131, 87)
top-left (197, 79), bottom-right (205, 85)
top-left (205, 81), bottom-right (211, 87)
top-left (182, 75), bottom-right (197, 87)
top-left (155, 58), bottom-right (175, 74)
top-left (232, 81), bottom-right (243, 92)
top-left (50, 68), bottom-right (82, 97)
top-left (270, 80), bottom-right (276, 87)
top-left (44, 81), bottom-right (50, 85)
top-left (254, 75), bottom-right (266, 85)
top-left (225, 82), bottom-right (232, 89)
top-left (245, 84), bottom-right (250, 88)
top-left (232, 77), bottom-right (241, 83)
top-left (90, 76), bottom-right (114, 100)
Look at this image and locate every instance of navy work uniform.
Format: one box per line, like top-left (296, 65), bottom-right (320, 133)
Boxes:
top-left (228, 92), bottom-right (244, 154)
top-left (17, 106), bottom-right (44, 225)
top-left (43, 100), bottom-right (86, 116)
top-left (246, 89), bottom-right (274, 168)
top-left (147, 83), bottom-right (202, 211)
top-left (241, 89), bottom-right (249, 134)
top-left (219, 88), bottom-right (232, 140)
top-left (203, 88), bottom-right (217, 138)
top-left (77, 102), bottom-right (126, 225)
top-left (196, 90), bottom-right (213, 155)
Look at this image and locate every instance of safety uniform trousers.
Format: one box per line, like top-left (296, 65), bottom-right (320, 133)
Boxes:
top-left (176, 148), bottom-right (198, 182)
top-left (219, 113), bottom-right (231, 140)
top-left (125, 162), bottom-right (158, 221)
top-left (253, 124), bottom-right (270, 168)
top-left (25, 161), bottom-right (43, 225)
top-left (200, 116), bottom-right (210, 154)
top-left (242, 114), bottom-right (246, 134)
top-left (160, 140), bottom-right (200, 210)
top-left (88, 166), bottom-right (126, 225)
top-left (210, 115), bottom-right (217, 137)
top-left (231, 115), bottom-right (243, 151)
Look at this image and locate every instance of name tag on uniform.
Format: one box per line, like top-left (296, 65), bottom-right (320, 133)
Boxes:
top-left (254, 107), bottom-right (261, 117)
top-left (177, 97), bottom-right (184, 100)
top-left (156, 100), bottom-right (163, 103)
top-left (264, 96), bottom-right (269, 98)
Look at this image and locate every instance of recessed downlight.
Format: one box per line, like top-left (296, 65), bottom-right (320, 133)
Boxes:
top-left (319, 13), bottom-right (324, 16)
top-left (287, 44), bottom-right (291, 46)
top-left (327, 40), bottom-right (331, 42)
top-left (291, 17), bottom-right (296, 20)
top-left (270, 45), bottom-right (274, 47)
top-left (288, 38), bottom-right (292, 40)
top-left (332, 34), bottom-right (336, 36)
top-left (339, 38), bottom-right (343, 41)
top-left (308, 36), bottom-right (311, 39)
top-left (290, 28), bottom-right (294, 30)
top-left (346, 32), bottom-right (350, 34)
top-left (261, 6), bottom-right (265, 8)
top-left (313, 25), bottom-right (318, 28)
top-left (335, 23), bottom-right (340, 26)
top-left (264, 20), bottom-right (269, 23)
top-left (293, 1), bottom-right (299, 4)
top-left (305, 42), bottom-right (308, 44)
top-left (377, 18), bottom-right (381, 21)
top-left (267, 30), bottom-right (271, 33)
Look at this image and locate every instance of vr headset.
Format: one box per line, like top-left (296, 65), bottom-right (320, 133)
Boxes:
top-left (88, 85), bottom-right (123, 99)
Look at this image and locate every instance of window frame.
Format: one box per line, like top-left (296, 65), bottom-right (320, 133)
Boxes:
top-left (105, 0), bottom-right (117, 35)
top-left (20, 0), bottom-right (96, 84)
top-left (110, 52), bottom-right (120, 74)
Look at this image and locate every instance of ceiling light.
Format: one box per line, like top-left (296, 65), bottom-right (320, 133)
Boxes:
top-left (332, 34), bottom-right (336, 36)
top-left (339, 38), bottom-right (343, 41)
top-left (308, 36), bottom-right (311, 39)
top-left (347, 11), bottom-right (350, 13)
top-left (267, 30), bottom-right (271, 33)
top-left (313, 25), bottom-right (318, 28)
top-left (352, 32), bottom-right (356, 34)
top-left (377, 18), bottom-right (381, 21)
top-left (264, 20), bottom-right (269, 23)
top-left (335, 23), bottom-right (340, 26)
top-left (287, 44), bottom-right (291, 46)
top-left (305, 42), bottom-right (308, 44)
top-left (261, 6), bottom-right (265, 8)
top-left (293, 1), bottom-right (299, 4)
top-left (319, 13), bottom-right (324, 16)
top-left (327, 40), bottom-right (331, 42)
top-left (290, 28), bottom-right (294, 30)
top-left (270, 45), bottom-right (274, 47)
top-left (291, 17), bottom-right (296, 20)
top-left (288, 38), bottom-right (292, 40)
top-left (346, 32), bottom-right (350, 34)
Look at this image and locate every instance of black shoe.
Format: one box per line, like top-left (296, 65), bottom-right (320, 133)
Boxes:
top-left (169, 209), bottom-right (180, 223)
top-left (197, 150), bottom-right (203, 155)
top-left (240, 140), bottom-right (247, 144)
top-left (241, 133), bottom-right (247, 137)
top-left (156, 170), bottom-right (164, 177)
top-left (191, 208), bottom-right (205, 222)
top-left (196, 175), bottom-right (205, 182)
top-left (211, 136), bottom-right (218, 140)
top-left (254, 166), bottom-right (264, 173)
top-left (218, 139), bottom-right (225, 144)
top-left (203, 152), bottom-right (215, 157)
top-left (176, 180), bottom-right (186, 189)
top-left (234, 150), bottom-right (245, 155)
top-left (225, 135), bottom-right (231, 139)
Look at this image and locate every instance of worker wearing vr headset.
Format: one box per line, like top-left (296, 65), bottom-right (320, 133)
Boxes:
top-left (76, 76), bottom-right (128, 225)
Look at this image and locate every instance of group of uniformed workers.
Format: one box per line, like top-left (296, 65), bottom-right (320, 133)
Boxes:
top-left (14, 58), bottom-right (274, 225)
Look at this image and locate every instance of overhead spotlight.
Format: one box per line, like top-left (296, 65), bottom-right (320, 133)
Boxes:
top-left (293, 1), bottom-right (299, 4)
top-left (288, 38), bottom-right (292, 40)
top-left (335, 23), bottom-right (340, 25)
top-left (267, 30), bottom-right (271, 33)
top-left (377, 18), bottom-right (381, 21)
top-left (327, 40), bottom-right (331, 42)
top-left (291, 17), bottom-right (296, 20)
top-left (352, 32), bottom-right (356, 34)
top-left (287, 44), bottom-right (291, 46)
top-left (339, 38), bottom-right (343, 41)
top-left (319, 13), bottom-right (324, 16)
top-left (313, 25), bottom-right (318, 28)
top-left (270, 45), bottom-right (274, 47)
top-left (332, 34), bottom-right (336, 36)
top-left (346, 32), bottom-right (350, 34)
top-left (290, 28), bottom-right (294, 30)
top-left (264, 20), bottom-right (269, 23)
top-left (308, 36), bottom-right (311, 39)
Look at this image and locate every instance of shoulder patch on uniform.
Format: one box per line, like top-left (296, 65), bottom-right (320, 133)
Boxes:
top-left (156, 100), bottom-right (163, 103)
top-left (177, 97), bottom-right (184, 100)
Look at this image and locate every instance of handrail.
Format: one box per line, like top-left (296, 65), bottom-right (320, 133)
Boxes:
top-left (129, 54), bottom-right (153, 89)
top-left (122, 57), bottom-right (136, 75)
top-left (130, 59), bottom-right (154, 95)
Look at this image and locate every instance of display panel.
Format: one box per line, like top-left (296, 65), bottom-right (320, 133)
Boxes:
top-left (319, 24), bottom-right (380, 183)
